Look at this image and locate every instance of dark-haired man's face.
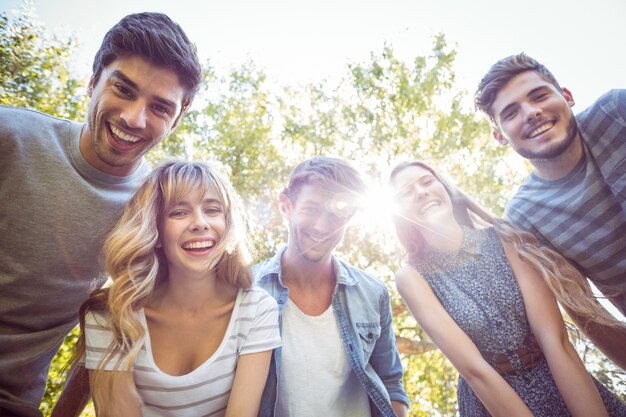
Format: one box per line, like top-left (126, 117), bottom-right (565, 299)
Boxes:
top-left (81, 55), bottom-right (186, 176)
top-left (491, 71), bottom-right (578, 162)
top-left (281, 184), bottom-right (356, 263)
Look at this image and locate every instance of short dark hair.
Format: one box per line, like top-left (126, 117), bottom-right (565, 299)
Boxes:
top-left (475, 53), bottom-right (562, 120)
top-left (283, 156), bottom-right (366, 203)
top-left (92, 12), bottom-right (202, 107)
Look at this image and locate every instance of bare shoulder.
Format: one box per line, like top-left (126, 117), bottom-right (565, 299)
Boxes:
top-left (499, 236), bottom-right (549, 299)
top-left (499, 238), bottom-right (529, 276)
top-left (395, 263), bottom-right (428, 294)
top-left (396, 263), bottom-right (418, 283)
top-left (499, 238), bottom-right (520, 261)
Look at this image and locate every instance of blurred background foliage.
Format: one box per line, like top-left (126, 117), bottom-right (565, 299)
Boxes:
top-left (1, 3), bottom-right (623, 416)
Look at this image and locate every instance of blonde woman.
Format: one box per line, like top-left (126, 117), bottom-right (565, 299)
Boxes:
top-left (71, 161), bottom-right (280, 417)
top-left (389, 160), bottom-right (626, 417)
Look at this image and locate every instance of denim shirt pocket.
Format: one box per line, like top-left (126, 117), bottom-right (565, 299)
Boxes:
top-left (356, 323), bottom-right (381, 362)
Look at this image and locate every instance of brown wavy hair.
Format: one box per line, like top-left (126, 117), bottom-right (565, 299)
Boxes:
top-left (390, 160), bottom-right (624, 330)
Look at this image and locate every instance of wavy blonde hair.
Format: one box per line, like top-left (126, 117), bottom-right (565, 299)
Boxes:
top-left (389, 160), bottom-right (624, 330)
top-left (72, 160), bottom-right (253, 415)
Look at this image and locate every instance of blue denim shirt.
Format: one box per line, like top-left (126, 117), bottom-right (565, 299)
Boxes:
top-left (255, 247), bottom-right (409, 417)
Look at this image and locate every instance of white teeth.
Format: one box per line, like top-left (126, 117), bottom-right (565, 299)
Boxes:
top-left (110, 124), bottom-right (141, 143)
top-left (183, 241), bottom-right (215, 249)
top-left (529, 122), bottom-right (553, 138)
top-left (420, 201), bottom-right (439, 214)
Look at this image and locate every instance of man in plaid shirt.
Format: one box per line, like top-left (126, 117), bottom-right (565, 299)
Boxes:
top-left (475, 53), bottom-right (626, 370)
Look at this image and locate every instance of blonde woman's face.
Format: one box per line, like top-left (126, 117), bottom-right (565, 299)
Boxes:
top-left (158, 187), bottom-right (226, 278)
top-left (391, 165), bottom-right (454, 231)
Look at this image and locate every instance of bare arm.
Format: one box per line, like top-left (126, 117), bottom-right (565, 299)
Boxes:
top-left (395, 265), bottom-right (533, 417)
top-left (88, 370), bottom-right (142, 417)
top-left (225, 350), bottom-right (273, 417)
top-left (503, 241), bottom-right (608, 417)
top-left (391, 399), bottom-right (409, 417)
top-left (51, 365), bottom-right (91, 417)
top-left (564, 301), bottom-right (626, 371)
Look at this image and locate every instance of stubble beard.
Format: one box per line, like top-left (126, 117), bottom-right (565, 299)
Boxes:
top-left (89, 109), bottom-right (153, 171)
top-left (87, 107), bottom-right (127, 169)
top-left (518, 115), bottom-right (579, 162)
top-left (293, 229), bottom-right (334, 263)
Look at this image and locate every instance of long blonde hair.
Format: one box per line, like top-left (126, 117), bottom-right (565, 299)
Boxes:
top-left (390, 160), bottom-right (624, 330)
top-left (72, 160), bottom-right (253, 414)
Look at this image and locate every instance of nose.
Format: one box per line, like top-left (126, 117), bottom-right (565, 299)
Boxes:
top-left (120, 101), bottom-right (148, 129)
top-left (522, 102), bottom-right (542, 121)
top-left (413, 184), bottom-right (428, 200)
top-left (190, 211), bottom-right (210, 231)
top-left (313, 211), bottom-right (339, 235)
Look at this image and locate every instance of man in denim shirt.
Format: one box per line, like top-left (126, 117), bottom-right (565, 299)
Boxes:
top-left (255, 156), bottom-right (409, 417)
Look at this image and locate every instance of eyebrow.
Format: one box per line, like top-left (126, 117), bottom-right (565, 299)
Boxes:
top-left (394, 173), bottom-right (432, 192)
top-left (202, 198), bottom-right (223, 206)
top-left (110, 70), bottom-right (178, 109)
top-left (527, 86), bottom-right (551, 99)
top-left (300, 200), bottom-right (323, 207)
top-left (110, 70), bottom-right (138, 90)
top-left (498, 86), bottom-right (551, 119)
top-left (172, 198), bottom-right (223, 208)
top-left (498, 101), bottom-right (518, 120)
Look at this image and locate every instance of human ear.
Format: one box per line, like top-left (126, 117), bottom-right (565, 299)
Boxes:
top-left (562, 87), bottom-right (575, 108)
top-left (87, 76), bottom-right (94, 97)
top-left (279, 193), bottom-right (293, 217)
top-left (492, 129), bottom-right (508, 146)
top-left (170, 98), bottom-right (192, 131)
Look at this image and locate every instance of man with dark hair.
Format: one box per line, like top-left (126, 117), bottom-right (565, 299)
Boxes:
top-left (255, 156), bottom-right (410, 417)
top-left (0, 12), bottom-right (201, 417)
top-left (475, 53), bottom-right (626, 369)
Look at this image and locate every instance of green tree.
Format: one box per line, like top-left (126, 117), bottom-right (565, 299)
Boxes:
top-left (6, 4), bottom-right (623, 415)
top-left (0, 2), bottom-right (87, 120)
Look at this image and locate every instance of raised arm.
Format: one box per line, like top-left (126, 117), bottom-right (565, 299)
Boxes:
top-left (395, 265), bottom-right (533, 417)
top-left (502, 241), bottom-right (609, 417)
top-left (89, 370), bottom-right (142, 417)
top-left (80, 310), bottom-right (142, 417)
top-left (225, 350), bottom-right (273, 417)
top-left (564, 295), bottom-right (626, 371)
top-left (51, 365), bottom-right (91, 417)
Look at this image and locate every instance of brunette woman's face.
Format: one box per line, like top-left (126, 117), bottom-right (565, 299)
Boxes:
top-left (391, 165), bottom-right (455, 231)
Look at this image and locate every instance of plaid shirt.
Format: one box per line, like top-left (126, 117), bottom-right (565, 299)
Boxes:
top-left (505, 89), bottom-right (626, 311)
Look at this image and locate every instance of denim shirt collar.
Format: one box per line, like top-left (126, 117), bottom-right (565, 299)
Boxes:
top-left (255, 245), bottom-right (409, 417)
top-left (256, 245), bottom-right (359, 287)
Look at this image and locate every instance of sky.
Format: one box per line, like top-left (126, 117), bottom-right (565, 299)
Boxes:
top-left (2, 0), bottom-right (625, 320)
top-left (1, 0), bottom-right (625, 111)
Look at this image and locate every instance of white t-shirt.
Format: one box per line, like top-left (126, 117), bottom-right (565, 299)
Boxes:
top-left (276, 299), bottom-right (371, 417)
top-left (84, 287), bottom-right (281, 417)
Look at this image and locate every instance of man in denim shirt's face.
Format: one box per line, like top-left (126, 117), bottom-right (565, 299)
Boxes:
top-left (281, 183), bottom-right (356, 265)
top-left (257, 156), bottom-right (409, 417)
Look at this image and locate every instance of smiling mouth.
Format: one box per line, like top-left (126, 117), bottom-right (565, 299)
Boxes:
top-left (182, 241), bottom-right (216, 251)
top-left (528, 121), bottom-right (554, 138)
top-left (109, 123), bottom-right (142, 144)
top-left (420, 201), bottom-right (439, 214)
top-left (305, 234), bottom-right (328, 244)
